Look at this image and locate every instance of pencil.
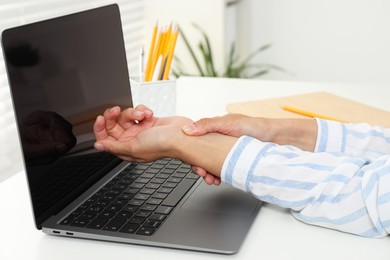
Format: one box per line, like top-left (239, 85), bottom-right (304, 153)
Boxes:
top-left (145, 21), bottom-right (158, 82)
top-left (152, 55), bottom-right (163, 81)
top-left (282, 105), bottom-right (348, 123)
top-left (139, 47), bottom-right (144, 82)
top-left (147, 26), bottom-right (163, 81)
top-left (156, 26), bottom-right (170, 80)
top-left (162, 26), bottom-right (178, 80)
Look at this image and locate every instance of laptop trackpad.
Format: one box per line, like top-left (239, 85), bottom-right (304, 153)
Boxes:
top-left (180, 182), bottom-right (259, 217)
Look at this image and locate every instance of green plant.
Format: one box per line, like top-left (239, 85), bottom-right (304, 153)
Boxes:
top-left (172, 23), bottom-right (287, 78)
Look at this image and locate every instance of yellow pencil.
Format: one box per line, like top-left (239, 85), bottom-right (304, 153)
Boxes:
top-left (162, 26), bottom-right (179, 80)
top-left (156, 26), bottom-right (170, 79)
top-left (161, 23), bottom-right (172, 58)
top-left (146, 26), bottom-right (163, 81)
top-left (282, 105), bottom-right (348, 123)
top-left (144, 21), bottom-right (158, 82)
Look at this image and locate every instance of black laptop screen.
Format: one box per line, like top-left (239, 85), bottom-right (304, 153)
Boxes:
top-left (1, 5), bottom-right (132, 228)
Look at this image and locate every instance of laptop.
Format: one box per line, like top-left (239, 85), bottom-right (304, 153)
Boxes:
top-left (1, 4), bottom-right (261, 254)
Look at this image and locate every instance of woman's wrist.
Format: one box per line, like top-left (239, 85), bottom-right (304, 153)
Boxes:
top-left (269, 118), bottom-right (318, 151)
top-left (170, 131), bottom-right (237, 177)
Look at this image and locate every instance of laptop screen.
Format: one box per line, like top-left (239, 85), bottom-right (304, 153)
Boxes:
top-left (1, 4), bottom-right (132, 228)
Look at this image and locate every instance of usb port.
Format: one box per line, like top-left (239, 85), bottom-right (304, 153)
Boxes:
top-left (52, 230), bottom-right (60, 234)
top-left (66, 232), bottom-right (74, 236)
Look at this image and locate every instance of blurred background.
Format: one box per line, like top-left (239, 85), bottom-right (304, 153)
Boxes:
top-left (1, 0), bottom-right (389, 181)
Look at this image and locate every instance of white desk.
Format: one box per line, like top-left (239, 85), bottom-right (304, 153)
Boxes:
top-left (1, 77), bottom-right (389, 260)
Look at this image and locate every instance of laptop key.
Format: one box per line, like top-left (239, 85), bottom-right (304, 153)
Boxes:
top-left (135, 210), bottom-right (152, 218)
top-left (129, 183), bottom-right (145, 189)
top-left (70, 218), bottom-right (90, 227)
top-left (128, 216), bottom-right (146, 224)
top-left (186, 172), bottom-right (201, 180)
top-left (103, 217), bottom-right (126, 231)
top-left (79, 212), bottom-right (98, 219)
top-left (149, 213), bottom-right (166, 221)
top-left (133, 193), bottom-right (150, 200)
top-left (157, 187), bottom-right (173, 194)
top-left (140, 204), bottom-right (157, 211)
top-left (117, 193), bottom-right (135, 200)
top-left (154, 205), bottom-right (173, 215)
top-left (136, 227), bottom-right (155, 236)
top-left (128, 199), bottom-right (144, 206)
top-left (150, 178), bottom-right (165, 184)
top-left (116, 211), bottom-right (133, 219)
top-left (152, 192), bottom-right (168, 199)
top-left (162, 182), bottom-right (177, 189)
top-left (86, 217), bottom-right (109, 229)
top-left (122, 204), bottom-right (139, 213)
top-left (143, 219), bottom-right (161, 229)
top-left (119, 223), bottom-right (139, 234)
top-left (145, 183), bottom-right (161, 189)
top-left (106, 204), bottom-right (123, 212)
top-left (99, 210), bottom-right (116, 219)
top-left (60, 217), bottom-right (73, 225)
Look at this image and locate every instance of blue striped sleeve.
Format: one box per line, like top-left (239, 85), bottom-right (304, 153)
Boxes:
top-left (314, 118), bottom-right (346, 153)
top-left (315, 118), bottom-right (390, 158)
top-left (221, 135), bottom-right (390, 238)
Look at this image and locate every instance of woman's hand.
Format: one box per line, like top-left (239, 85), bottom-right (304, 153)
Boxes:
top-left (93, 105), bottom-right (192, 163)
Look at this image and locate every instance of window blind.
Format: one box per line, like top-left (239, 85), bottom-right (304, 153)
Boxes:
top-left (0, 0), bottom-right (145, 182)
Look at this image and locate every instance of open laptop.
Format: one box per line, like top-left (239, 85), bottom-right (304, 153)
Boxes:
top-left (1, 4), bottom-right (261, 254)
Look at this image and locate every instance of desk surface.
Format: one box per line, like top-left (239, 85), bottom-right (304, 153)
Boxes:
top-left (1, 77), bottom-right (389, 260)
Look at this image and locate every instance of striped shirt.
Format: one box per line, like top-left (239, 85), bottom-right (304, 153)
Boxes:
top-left (221, 118), bottom-right (390, 238)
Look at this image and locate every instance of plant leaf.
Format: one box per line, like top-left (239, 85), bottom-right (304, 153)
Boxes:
top-left (223, 42), bottom-right (237, 77)
top-left (239, 43), bottom-right (272, 66)
top-left (178, 26), bottom-right (205, 76)
top-left (193, 23), bottom-right (217, 77)
top-left (247, 69), bottom-right (269, 78)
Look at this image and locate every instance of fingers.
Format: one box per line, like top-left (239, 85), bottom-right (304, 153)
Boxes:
top-left (204, 174), bottom-right (221, 186)
top-left (98, 105), bottom-right (154, 140)
top-left (93, 115), bottom-right (109, 141)
top-left (135, 104), bottom-right (154, 117)
top-left (191, 166), bottom-right (207, 177)
top-left (103, 106), bottom-right (122, 132)
top-left (191, 166), bottom-right (221, 186)
top-left (118, 105), bottom-right (154, 128)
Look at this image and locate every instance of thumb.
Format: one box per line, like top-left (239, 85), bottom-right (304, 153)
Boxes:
top-left (94, 139), bottom-right (130, 155)
top-left (182, 118), bottom-right (219, 136)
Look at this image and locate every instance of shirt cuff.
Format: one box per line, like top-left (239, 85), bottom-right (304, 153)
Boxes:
top-left (221, 135), bottom-right (274, 192)
top-left (314, 118), bottom-right (346, 153)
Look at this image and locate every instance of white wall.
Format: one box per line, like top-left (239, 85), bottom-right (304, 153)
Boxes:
top-left (243, 0), bottom-right (390, 87)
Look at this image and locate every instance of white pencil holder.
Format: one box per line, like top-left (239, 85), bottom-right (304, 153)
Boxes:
top-left (130, 78), bottom-right (176, 116)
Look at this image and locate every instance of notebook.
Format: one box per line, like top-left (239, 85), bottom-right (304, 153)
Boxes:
top-left (227, 91), bottom-right (390, 127)
top-left (1, 4), bottom-right (260, 254)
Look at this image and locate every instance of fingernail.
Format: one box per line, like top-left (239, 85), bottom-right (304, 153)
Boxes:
top-left (144, 109), bottom-right (153, 117)
top-left (94, 142), bottom-right (105, 151)
top-left (133, 111), bottom-right (143, 118)
top-left (182, 123), bottom-right (196, 133)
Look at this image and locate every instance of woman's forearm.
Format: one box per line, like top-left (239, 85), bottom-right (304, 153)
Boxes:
top-left (169, 117), bottom-right (318, 175)
top-left (170, 132), bottom-right (238, 177)
top-left (183, 115), bottom-right (318, 152)
top-left (262, 118), bottom-right (318, 152)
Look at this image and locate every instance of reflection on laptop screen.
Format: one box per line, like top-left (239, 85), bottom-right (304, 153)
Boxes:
top-left (2, 6), bottom-right (132, 228)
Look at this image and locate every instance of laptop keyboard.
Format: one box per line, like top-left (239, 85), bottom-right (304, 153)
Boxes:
top-left (60, 158), bottom-right (199, 236)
